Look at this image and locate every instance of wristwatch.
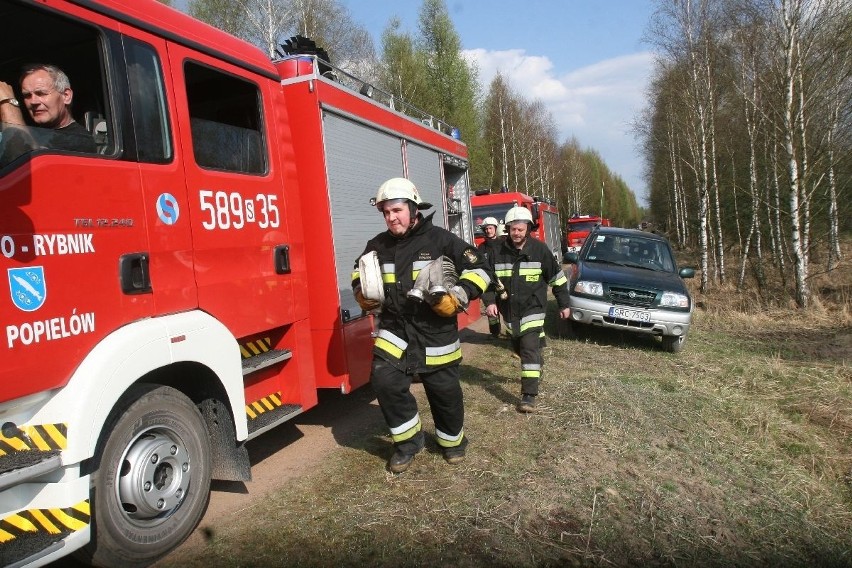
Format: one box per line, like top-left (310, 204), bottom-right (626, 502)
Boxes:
top-left (0, 97), bottom-right (20, 107)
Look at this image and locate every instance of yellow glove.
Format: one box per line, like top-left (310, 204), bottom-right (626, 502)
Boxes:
top-left (431, 293), bottom-right (461, 317)
top-left (431, 285), bottom-right (468, 317)
top-left (355, 288), bottom-right (380, 311)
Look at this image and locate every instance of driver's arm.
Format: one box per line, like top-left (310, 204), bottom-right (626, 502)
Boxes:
top-left (0, 81), bottom-right (26, 126)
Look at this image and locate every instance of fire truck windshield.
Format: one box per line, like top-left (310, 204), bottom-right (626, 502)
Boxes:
top-left (568, 221), bottom-right (598, 233)
top-left (472, 204), bottom-right (513, 236)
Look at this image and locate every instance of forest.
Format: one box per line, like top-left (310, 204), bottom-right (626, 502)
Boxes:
top-left (170, 0), bottom-right (849, 307)
top-left (641, 0), bottom-right (850, 306)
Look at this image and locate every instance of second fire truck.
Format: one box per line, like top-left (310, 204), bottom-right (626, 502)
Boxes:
top-left (565, 213), bottom-right (612, 252)
top-left (470, 190), bottom-right (563, 262)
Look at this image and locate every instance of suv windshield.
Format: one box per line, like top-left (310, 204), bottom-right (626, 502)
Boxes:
top-left (583, 233), bottom-right (675, 272)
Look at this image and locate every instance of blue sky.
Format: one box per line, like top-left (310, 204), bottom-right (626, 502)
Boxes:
top-left (342, 0), bottom-right (658, 206)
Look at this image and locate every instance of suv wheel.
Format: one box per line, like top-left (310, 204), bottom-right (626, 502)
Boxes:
top-left (569, 321), bottom-right (590, 341)
top-left (661, 334), bottom-right (686, 353)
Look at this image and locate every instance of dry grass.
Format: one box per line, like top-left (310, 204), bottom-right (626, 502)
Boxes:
top-left (160, 248), bottom-right (852, 568)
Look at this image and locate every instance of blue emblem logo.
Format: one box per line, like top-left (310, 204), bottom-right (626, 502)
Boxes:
top-left (8, 266), bottom-right (47, 312)
top-left (156, 193), bottom-right (180, 225)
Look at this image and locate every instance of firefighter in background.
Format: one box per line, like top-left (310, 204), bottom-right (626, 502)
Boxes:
top-left (352, 177), bottom-right (490, 473)
top-left (484, 206), bottom-right (571, 413)
top-left (477, 216), bottom-right (505, 338)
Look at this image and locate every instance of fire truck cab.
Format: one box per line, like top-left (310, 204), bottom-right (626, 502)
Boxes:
top-left (470, 191), bottom-right (562, 262)
top-left (565, 214), bottom-right (612, 253)
top-left (0, 0), bottom-right (477, 565)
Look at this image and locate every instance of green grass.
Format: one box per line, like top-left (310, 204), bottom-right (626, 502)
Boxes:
top-left (159, 296), bottom-right (852, 568)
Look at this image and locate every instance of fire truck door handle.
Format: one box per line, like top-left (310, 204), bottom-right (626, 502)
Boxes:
top-left (274, 245), bottom-right (291, 274)
top-left (119, 253), bottom-right (152, 294)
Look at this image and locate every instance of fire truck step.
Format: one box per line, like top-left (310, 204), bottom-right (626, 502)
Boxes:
top-left (241, 348), bottom-right (293, 376)
top-left (0, 452), bottom-right (62, 492)
top-left (246, 403), bottom-right (304, 440)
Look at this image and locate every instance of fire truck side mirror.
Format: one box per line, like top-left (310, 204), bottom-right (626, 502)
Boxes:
top-left (530, 203), bottom-right (540, 220)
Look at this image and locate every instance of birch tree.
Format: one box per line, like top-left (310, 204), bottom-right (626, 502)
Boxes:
top-left (731, 7), bottom-right (767, 289)
top-left (644, 0), bottom-right (851, 303)
top-left (649, 0), bottom-right (721, 292)
top-left (777, 0), bottom-right (810, 306)
top-left (379, 19), bottom-right (431, 107)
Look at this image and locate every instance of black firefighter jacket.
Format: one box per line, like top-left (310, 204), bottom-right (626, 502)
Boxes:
top-left (353, 213), bottom-right (491, 375)
top-left (483, 236), bottom-right (570, 338)
top-left (477, 235), bottom-right (505, 266)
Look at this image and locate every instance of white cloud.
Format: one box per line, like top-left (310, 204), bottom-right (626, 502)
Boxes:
top-left (463, 48), bottom-right (656, 203)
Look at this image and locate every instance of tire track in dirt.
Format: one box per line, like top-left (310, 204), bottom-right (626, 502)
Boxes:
top-left (163, 386), bottom-right (385, 562)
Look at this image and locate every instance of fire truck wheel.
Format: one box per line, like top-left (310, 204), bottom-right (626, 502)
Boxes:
top-left (78, 384), bottom-right (212, 567)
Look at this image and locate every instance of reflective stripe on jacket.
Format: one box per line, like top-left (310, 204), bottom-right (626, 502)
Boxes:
top-left (484, 236), bottom-right (569, 338)
top-left (352, 214), bottom-right (489, 374)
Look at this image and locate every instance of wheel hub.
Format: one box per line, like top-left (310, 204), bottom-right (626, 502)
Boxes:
top-left (118, 430), bottom-right (191, 522)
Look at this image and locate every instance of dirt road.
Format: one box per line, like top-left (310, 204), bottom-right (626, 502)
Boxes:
top-left (49, 318), bottom-right (490, 567)
top-left (162, 384), bottom-right (385, 562)
top-left (47, 385), bottom-right (385, 568)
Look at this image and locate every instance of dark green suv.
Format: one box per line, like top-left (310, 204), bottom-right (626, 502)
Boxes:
top-left (563, 227), bottom-right (695, 352)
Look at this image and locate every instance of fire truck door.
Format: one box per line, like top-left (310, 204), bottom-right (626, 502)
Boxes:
top-left (123, 34), bottom-right (198, 315)
top-left (1, 88), bottom-right (153, 404)
top-left (166, 45), bottom-right (296, 338)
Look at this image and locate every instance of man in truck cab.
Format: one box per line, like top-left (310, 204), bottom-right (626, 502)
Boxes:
top-left (0, 63), bottom-right (95, 164)
top-left (484, 206), bottom-right (571, 413)
top-left (352, 177), bottom-right (490, 473)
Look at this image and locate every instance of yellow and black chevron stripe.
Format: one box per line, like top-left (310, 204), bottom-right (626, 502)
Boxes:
top-left (240, 337), bottom-right (272, 359)
top-left (0, 500), bottom-right (90, 544)
top-left (0, 423), bottom-right (67, 457)
top-left (245, 392), bottom-right (284, 420)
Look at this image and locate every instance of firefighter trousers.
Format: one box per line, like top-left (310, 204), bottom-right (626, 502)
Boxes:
top-left (371, 358), bottom-right (467, 456)
top-left (510, 332), bottom-right (543, 396)
top-left (487, 313), bottom-right (502, 337)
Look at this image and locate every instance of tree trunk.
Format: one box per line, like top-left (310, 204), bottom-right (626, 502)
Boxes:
top-left (781, 0), bottom-right (809, 308)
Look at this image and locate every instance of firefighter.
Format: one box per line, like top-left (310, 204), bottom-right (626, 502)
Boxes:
top-left (484, 206), bottom-right (571, 413)
top-left (352, 177), bottom-right (490, 473)
top-left (477, 216), bottom-right (505, 338)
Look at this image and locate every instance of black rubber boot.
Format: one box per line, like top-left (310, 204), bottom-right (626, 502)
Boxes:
top-left (443, 445), bottom-right (466, 465)
top-left (516, 394), bottom-right (536, 413)
top-left (388, 448), bottom-right (421, 473)
top-left (387, 432), bottom-right (424, 473)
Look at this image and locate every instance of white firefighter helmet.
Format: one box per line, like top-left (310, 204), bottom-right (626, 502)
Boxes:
top-left (481, 216), bottom-right (499, 228)
top-left (504, 206), bottom-right (533, 225)
top-left (371, 177), bottom-right (433, 210)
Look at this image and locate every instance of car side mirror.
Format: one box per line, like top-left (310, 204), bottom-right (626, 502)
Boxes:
top-left (563, 251), bottom-right (579, 264)
top-left (679, 267), bottom-right (695, 278)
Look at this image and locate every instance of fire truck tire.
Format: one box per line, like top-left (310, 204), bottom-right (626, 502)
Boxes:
top-left (78, 384), bottom-right (212, 567)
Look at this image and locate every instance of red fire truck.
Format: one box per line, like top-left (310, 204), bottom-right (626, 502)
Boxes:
top-left (470, 191), bottom-right (562, 262)
top-left (0, 1), bottom-right (479, 565)
top-left (565, 214), bottom-right (612, 252)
